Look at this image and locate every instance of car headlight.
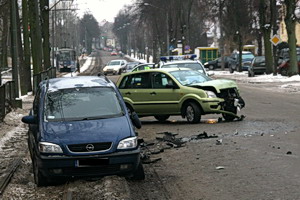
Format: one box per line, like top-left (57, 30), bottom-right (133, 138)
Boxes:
top-left (204, 62), bottom-right (208, 65)
top-left (205, 90), bottom-right (217, 98)
top-left (38, 142), bottom-right (63, 153)
top-left (117, 137), bottom-right (137, 150)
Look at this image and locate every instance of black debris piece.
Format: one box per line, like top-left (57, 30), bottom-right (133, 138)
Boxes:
top-left (191, 131), bottom-right (218, 140)
top-left (286, 151), bottom-right (292, 155)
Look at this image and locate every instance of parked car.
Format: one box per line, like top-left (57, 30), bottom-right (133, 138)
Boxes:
top-left (103, 59), bottom-right (127, 75)
top-left (110, 51), bottom-right (118, 56)
top-left (131, 63), bottom-right (156, 72)
top-left (160, 60), bottom-right (209, 76)
top-left (277, 55), bottom-right (300, 76)
top-left (116, 68), bottom-right (245, 123)
top-left (124, 62), bottom-right (142, 73)
top-left (21, 76), bottom-right (144, 186)
top-left (248, 56), bottom-right (266, 77)
top-left (203, 56), bottom-right (231, 70)
top-left (228, 51), bottom-right (255, 73)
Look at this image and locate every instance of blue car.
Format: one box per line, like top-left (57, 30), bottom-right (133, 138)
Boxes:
top-left (22, 75), bottom-right (144, 186)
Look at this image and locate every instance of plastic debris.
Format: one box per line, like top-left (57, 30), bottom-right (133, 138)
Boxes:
top-left (216, 139), bottom-right (223, 145)
top-left (216, 166), bottom-right (225, 170)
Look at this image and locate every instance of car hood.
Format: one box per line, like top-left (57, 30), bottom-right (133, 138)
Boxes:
top-left (191, 79), bottom-right (238, 93)
top-left (42, 116), bottom-right (134, 147)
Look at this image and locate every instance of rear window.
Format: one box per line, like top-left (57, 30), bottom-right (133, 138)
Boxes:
top-left (45, 87), bottom-right (123, 122)
top-left (109, 61), bottom-right (121, 66)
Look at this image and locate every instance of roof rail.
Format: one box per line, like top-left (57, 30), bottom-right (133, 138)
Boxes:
top-left (98, 73), bottom-right (110, 82)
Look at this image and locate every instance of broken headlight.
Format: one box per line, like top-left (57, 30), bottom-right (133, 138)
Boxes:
top-left (205, 90), bottom-right (217, 98)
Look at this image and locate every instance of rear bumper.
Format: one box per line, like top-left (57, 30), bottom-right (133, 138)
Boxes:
top-left (36, 149), bottom-right (141, 178)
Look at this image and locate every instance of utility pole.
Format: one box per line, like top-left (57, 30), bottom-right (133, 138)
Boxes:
top-left (10, 0), bottom-right (20, 98)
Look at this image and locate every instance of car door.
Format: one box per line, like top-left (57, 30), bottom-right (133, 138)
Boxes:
top-left (146, 72), bottom-right (182, 115)
top-left (118, 72), bottom-right (153, 115)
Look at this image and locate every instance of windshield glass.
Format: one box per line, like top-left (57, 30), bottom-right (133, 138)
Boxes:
top-left (109, 61), bottom-right (121, 66)
top-left (162, 63), bottom-right (205, 74)
top-left (242, 54), bottom-right (255, 59)
top-left (45, 87), bottom-right (123, 122)
top-left (58, 51), bottom-right (74, 61)
top-left (169, 70), bottom-right (211, 86)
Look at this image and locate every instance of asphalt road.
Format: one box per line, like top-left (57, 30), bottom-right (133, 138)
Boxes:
top-left (2, 50), bottom-right (299, 199)
top-left (101, 50), bottom-right (300, 200)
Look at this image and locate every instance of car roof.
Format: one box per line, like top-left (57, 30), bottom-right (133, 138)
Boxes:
top-left (43, 76), bottom-right (115, 91)
top-left (162, 60), bottom-right (200, 65)
top-left (110, 59), bottom-right (126, 62)
top-left (123, 68), bottom-right (191, 74)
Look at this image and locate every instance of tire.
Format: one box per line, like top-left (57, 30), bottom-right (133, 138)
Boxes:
top-left (280, 68), bottom-right (288, 76)
top-left (222, 106), bottom-right (237, 121)
top-left (154, 115), bottom-right (170, 122)
top-left (129, 163), bottom-right (145, 180)
top-left (184, 102), bottom-right (201, 124)
top-left (32, 155), bottom-right (48, 187)
top-left (229, 66), bottom-right (234, 73)
top-left (208, 65), bottom-right (214, 70)
top-left (118, 69), bottom-right (122, 75)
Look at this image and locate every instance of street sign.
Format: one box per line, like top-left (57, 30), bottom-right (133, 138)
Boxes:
top-left (169, 45), bottom-right (174, 51)
top-left (184, 45), bottom-right (190, 51)
top-left (270, 34), bottom-right (281, 46)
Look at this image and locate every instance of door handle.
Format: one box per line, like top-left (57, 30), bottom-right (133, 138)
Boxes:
top-left (125, 92), bottom-right (131, 95)
top-left (150, 92), bottom-right (156, 95)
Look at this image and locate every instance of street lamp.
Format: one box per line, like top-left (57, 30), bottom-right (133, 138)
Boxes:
top-left (141, 3), bottom-right (170, 56)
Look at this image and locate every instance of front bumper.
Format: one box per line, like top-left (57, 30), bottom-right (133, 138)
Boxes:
top-left (36, 149), bottom-right (141, 179)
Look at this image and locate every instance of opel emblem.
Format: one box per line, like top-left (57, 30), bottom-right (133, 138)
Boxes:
top-left (86, 144), bottom-right (94, 151)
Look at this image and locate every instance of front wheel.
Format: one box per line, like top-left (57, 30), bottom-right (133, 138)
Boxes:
top-left (208, 65), bottom-right (215, 70)
top-left (32, 155), bottom-right (48, 187)
top-left (222, 106), bottom-right (237, 121)
top-left (154, 115), bottom-right (170, 122)
top-left (128, 163), bottom-right (145, 180)
top-left (184, 102), bottom-right (201, 124)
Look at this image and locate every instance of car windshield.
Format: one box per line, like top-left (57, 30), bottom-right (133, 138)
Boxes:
top-left (109, 61), bottom-right (121, 66)
top-left (169, 70), bottom-right (212, 86)
top-left (242, 54), bottom-right (255, 59)
top-left (254, 56), bottom-right (265, 63)
top-left (45, 87), bottom-right (123, 122)
top-left (162, 63), bottom-right (205, 74)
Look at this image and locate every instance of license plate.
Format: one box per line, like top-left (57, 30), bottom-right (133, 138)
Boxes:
top-left (76, 158), bottom-right (109, 167)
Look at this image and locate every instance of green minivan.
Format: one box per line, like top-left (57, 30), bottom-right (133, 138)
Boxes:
top-left (116, 68), bottom-right (245, 123)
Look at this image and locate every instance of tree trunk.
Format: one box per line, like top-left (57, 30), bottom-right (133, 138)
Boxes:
top-left (284, 0), bottom-right (298, 76)
top-left (28, 0), bottom-right (43, 75)
top-left (0, 3), bottom-right (9, 70)
top-left (16, 1), bottom-right (27, 96)
top-left (40, 0), bottom-right (51, 69)
top-left (22, 0), bottom-right (32, 92)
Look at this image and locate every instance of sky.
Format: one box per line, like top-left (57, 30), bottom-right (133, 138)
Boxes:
top-left (76, 0), bottom-right (134, 23)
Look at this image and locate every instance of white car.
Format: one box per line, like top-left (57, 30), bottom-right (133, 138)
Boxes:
top-left (103, 60), bottom-right (127, 75)
top-left (160, 60), bottom-right (210, 76)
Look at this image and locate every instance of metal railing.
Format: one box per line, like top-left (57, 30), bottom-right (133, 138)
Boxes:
top-left (0, 67), bottom-right (56, 122)
top-left (0, 81), bottom-right (16, 122)
top-left (33, 67), bottom-right (56, 94)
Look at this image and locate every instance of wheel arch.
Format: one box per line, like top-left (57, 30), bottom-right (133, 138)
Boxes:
top-left (181, 99), bottom-right (203, 118)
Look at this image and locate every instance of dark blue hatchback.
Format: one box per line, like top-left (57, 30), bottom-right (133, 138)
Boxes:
top-left (22, 76), bottom-right (144, 186)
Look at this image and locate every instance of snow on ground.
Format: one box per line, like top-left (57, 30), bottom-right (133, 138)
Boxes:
top-left (63, 56), bottom-right (93, 77)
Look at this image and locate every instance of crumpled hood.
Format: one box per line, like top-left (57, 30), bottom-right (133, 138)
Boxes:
top-left (193, 79), bottom-right (238, 93)
top-left (41, 116), bottom-right (133, 146)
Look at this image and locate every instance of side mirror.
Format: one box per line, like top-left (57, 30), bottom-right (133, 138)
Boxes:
top-left (131, 112), bottom-right (142, 129)
top-left (22, 115), bottom-right (37, 124)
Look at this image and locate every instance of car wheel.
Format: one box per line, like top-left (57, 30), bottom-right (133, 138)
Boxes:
top-left (229, 66), bottom-right (234, 73)
top-left (208, 65), bottom-right (214, 70)
top-left (280, 68), bottom-right (288, 76)
top-left (184, 102), bottom-right (201, 124)
top-left (128, 163), bottom-right (145, 180)
top-left (154, 115), bottom-right (170, 122)
top-left (118, 69), bottom-right (122, 75)
top-left (32, 155), bottom-right (48, 187)
top-left (222, 106), bottom-right (237, 121)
